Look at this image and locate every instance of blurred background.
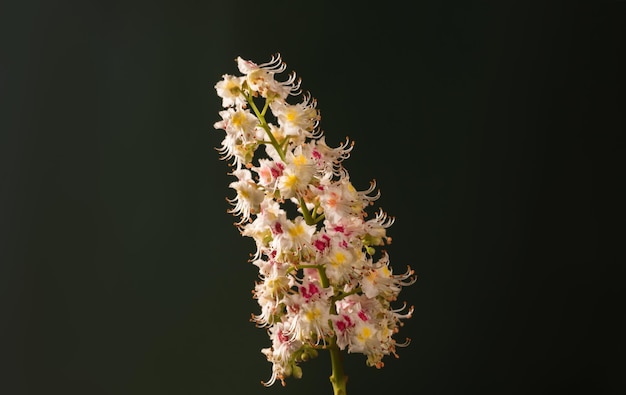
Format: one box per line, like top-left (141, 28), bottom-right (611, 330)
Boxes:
top-left (1, 1), bottom-right (624, 394)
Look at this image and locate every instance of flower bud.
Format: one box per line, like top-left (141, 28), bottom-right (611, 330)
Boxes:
top-left (291, 364), bottom-right (303, 379)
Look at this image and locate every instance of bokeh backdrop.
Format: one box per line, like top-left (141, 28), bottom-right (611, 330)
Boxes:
top-left (1, 1), bottom-right (624, 394)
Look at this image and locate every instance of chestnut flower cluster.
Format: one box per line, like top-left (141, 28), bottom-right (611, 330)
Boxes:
top-left (213, 54), bottom-right (416, 389)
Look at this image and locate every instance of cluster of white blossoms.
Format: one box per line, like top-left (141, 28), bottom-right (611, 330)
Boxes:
top-left (213, 54), bottom-right (417, 387)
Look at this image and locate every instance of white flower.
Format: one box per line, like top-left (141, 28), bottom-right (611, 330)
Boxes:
top-left (285, 293), bottom-right (333, 344)
top-left (252, 268), bottom-right (292, 327)
top-left (214, 107), bottom-right (258, 138)
top-left (227, 169), bottom-right (265, 223)
top-left (270, 216), bottom-right (315, 256)
top-left (322, 236), bottom-right (365, 286)
top-left (236, 54), bottom-right (300, 100)
top-left (269, 94), bottom-right (319, 138)
top-left (309, 136), bottom-right (353, 176)
top-left (213, 107), bottom-right (262, 168)
top-left (349, 320), bottom-right (379, 355)
top-left (214, 74), bottom-right (246, 108)
top-left (261, 322), bottom-right (303, 387)
top-left (252, 158), bottom-right (284, 190)
top-left (317, 176), bottom-right (366, 223)
top-left (276, 149), bottom-right (316, 199)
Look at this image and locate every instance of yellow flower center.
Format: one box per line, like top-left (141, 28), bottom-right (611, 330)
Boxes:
top-left (288, 222), bottom-right (305, 238)
top-left (231, 111), bottom-right (246, 128)
top-left (283, 174), bottom-right (298, 189)
top-left (226, 81), bottom-right (240, 95)
top-left (305, 307), bottom-right (321, 322)
top-left (357, 326), bottom-right (373, 342)
top-left (330, 251), bottom-right (346, 266)
top-left (293, 154), bottom-right (307, 167)
top-left (285, 110), bottom-right (298, 122)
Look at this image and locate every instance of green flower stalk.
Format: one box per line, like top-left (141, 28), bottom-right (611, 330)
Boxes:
top-left (213, 54), bottom-right (417, 394)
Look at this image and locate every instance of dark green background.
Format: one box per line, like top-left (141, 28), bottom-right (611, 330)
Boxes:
top-left (1, 1), bottom-right (623, 394)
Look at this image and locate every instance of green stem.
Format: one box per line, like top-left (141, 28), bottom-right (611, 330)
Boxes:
top-left (247, 89), bottom-right (348, 393)
top-left (293, 264), bottom-right (322, 270)
top-left (328, 340), bottom-right (348, 395)
top-left (317, 266), bottom-right (330, 289)
top-left (315, 265), bottom-right (348, 394)
top-left (245, 92), bottom-right (285, 161)
top-left (299, 196), bottom-right (315, 225)
top-left (334, 287), bottom-right (362, 302)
